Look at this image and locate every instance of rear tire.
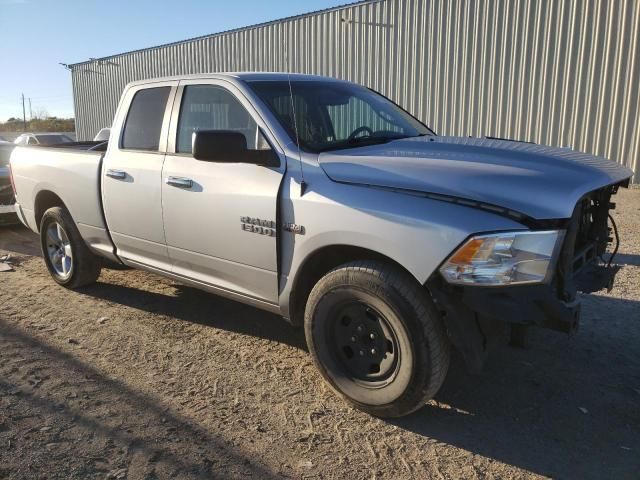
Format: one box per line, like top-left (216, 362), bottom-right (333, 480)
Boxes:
top-left (40, 206), bottom-right (101, 288)
top-left (304, 260), bottom-right (450, 418)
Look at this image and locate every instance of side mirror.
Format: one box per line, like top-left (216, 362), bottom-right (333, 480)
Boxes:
top-left (192, 130), bottom-right (279, 167)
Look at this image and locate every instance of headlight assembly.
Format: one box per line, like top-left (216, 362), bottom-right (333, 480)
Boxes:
top-left (440, 230), bottom-right (564, 286)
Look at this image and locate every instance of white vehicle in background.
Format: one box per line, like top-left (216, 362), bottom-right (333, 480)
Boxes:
top-left (14, 133), bottom-right (73, 146)
top-left (93, 128), bottom-right (111, 142)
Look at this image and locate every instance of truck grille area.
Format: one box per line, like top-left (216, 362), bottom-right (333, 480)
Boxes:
top-left (557, 185), bottom-right (621, 300)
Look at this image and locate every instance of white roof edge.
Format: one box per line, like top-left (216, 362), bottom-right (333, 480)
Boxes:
top-left (122, 72), bottom-right (347, 88)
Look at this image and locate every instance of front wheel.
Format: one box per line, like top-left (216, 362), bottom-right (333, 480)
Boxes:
top-left (40, 206), bottom-right (101, 288)
top-left (304, 261), bottom-right (450, 418)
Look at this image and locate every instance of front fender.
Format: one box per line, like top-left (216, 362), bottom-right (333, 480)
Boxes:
top-left (277, 169), bottom-right (528, 318)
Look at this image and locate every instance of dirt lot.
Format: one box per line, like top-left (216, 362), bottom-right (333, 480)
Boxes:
top-left (0, 189), bottom-right (638, 480)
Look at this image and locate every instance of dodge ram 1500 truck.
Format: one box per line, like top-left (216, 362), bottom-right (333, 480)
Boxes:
top-left (9, 73), bottom-right (633, 417)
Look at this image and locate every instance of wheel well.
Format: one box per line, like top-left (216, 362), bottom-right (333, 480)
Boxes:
top-left (34, 191), bottom-right (66, 232)
top-left (288, 245), bottom-right (415, 326)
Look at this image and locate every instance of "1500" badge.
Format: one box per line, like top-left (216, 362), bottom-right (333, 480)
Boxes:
top-left (240, 217), bottom-right (276, 237)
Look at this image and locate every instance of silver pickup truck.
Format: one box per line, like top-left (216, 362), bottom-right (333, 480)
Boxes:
top-left (9, 73), bottom-right (634, 417)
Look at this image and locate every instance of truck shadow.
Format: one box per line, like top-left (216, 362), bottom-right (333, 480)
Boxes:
top-left (81, 277), bottom-right (306, 351)
top-left (395, 293), bottom-right (640, 479)
top-left (79, 272), bottom-right (640, 479)
top-left (0, 224), bottom-right (40, 257)
top-left (0, 318), bottom-right (282, 479)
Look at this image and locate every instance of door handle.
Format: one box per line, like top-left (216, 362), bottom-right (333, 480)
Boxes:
top-left (165, 176), bottom-right (193, 189)
top-left (106, 169), bottom-right (127, 180)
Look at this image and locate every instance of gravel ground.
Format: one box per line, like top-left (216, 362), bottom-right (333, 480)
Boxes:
top-left (0, 188), bottom-right (638, 480)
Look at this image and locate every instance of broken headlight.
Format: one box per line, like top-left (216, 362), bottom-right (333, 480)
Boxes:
top-left (440, 230), bottom-right (564, 286)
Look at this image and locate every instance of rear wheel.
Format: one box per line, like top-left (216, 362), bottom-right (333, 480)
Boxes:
top-left (305, 260), bottom-right (450, 418)
top-left (40, 206), bottom-right (101, 288)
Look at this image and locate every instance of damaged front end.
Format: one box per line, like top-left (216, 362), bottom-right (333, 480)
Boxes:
top-left (428, 183), bottom-right (627, 372)
top-left (558, 186), bottom-right (621, 297)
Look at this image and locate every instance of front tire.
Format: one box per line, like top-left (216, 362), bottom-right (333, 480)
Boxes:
top-left (40, 206), bottom-right (101, 288)
top-left (304, 261), bottom-right (450, 418)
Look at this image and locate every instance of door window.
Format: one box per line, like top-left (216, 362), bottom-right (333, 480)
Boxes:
top-left (176, 85), bottom-right (259, 154)
top-left (121, 87), bottom-right (170, 151)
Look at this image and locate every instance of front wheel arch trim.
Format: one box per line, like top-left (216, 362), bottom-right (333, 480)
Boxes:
top-left (287, 244), bottom-right (423, 327)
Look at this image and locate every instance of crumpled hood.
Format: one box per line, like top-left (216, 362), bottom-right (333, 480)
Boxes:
top-left (318, 136), bottom-right (633, 220)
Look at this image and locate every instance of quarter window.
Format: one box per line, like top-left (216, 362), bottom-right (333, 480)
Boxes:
top-left (121, 87), bottom-right (170, 151)
top-left (176, 85), bottom-right (259, 154)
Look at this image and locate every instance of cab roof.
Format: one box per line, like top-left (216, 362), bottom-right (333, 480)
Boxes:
top-left (124, 72), bottom-right (348, 89)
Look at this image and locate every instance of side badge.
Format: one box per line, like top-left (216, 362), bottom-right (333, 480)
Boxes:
top-left (240, 217), bottom-right (276, 237)
top-left (283, 223), bottom-right (305, 235)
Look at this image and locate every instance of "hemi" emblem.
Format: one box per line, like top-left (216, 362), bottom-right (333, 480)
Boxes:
top-left (240, 217), bottom-right (276, 237)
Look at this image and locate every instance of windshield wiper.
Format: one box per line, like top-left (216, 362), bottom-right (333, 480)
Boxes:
top-left (320, 135), bottom-right (411, 152)
top-left (350, 134), bottom-right (413, 144)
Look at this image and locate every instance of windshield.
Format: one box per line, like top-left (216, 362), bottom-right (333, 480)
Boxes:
top-left (248, 80), bottom-right (434, 153)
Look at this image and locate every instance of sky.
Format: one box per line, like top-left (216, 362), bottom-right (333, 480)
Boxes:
top-left (0, 0), bottom-right (349, 122)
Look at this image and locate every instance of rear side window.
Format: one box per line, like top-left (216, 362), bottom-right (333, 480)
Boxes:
top-left (121, 87), bottom-right (170, 151)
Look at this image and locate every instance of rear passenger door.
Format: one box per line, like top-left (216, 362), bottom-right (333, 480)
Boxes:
top-left (102, 81), bottom-right (177, 270)
top-left (161, 79), bottom-right (285, 304)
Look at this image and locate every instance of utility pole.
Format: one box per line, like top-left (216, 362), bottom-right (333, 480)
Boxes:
top-left (29, 98), bottom-right (32, 120)
top-left (21, 93), bottom-right (26, 131)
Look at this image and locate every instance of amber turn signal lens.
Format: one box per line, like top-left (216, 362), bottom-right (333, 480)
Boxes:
top-left (448, 238), bottom-right (484, 264)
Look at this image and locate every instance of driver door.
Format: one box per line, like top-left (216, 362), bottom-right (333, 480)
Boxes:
top-left (161, 80), bottom-right (285, 304)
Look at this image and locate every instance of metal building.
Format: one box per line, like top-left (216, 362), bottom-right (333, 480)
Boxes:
top-left (69, 0), bottom-right (640, 182)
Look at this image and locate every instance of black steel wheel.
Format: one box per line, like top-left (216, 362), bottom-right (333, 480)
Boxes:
top-left (328, 301), bottom-right (400, 386)
top-left (305, 260), bottom-right (450, 418)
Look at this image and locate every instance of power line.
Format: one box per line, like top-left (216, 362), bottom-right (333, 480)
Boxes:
top-left (29, 95), bottom-right (74, 100)
top-left (21, 93), bottom-right (26, 131)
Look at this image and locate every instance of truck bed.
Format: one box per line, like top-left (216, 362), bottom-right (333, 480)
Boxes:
top-left (47, 141), bottom-right (108, 152)
top-left (9, 145), bottom-right (110, 253)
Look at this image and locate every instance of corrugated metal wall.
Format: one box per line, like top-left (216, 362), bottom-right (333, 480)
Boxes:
top-left (71, 0), bottom-right (640, 182)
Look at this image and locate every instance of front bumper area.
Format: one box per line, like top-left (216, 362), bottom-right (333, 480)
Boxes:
top-left (427, 278), bottom-right (580, 372)
top-left (427, 260), bottom-right (620, 372)
top-left (431, 281), bottom-right (581, 333)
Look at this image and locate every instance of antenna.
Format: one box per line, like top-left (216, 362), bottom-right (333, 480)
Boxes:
top-left (284, 25), bottom-right (307, 196)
